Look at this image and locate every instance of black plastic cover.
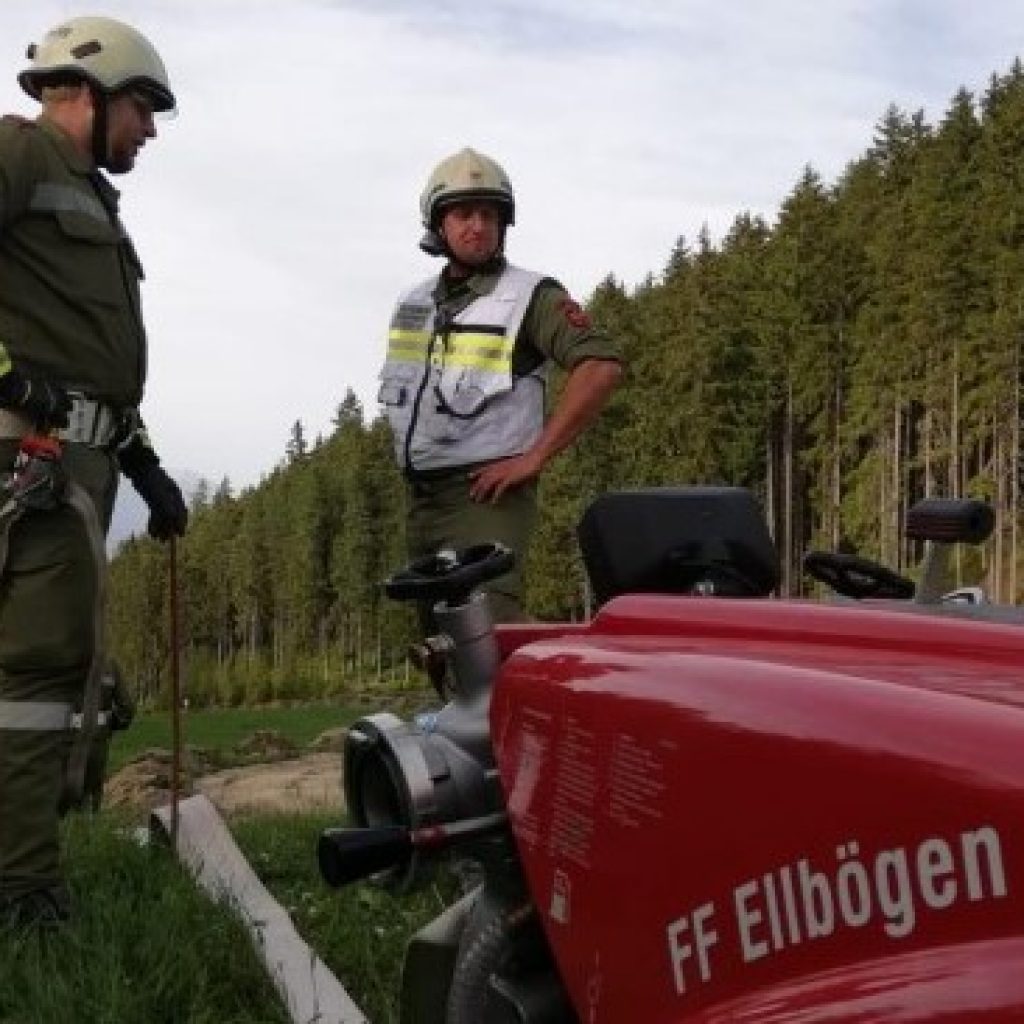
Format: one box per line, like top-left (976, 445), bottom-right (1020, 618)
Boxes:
top-left (578, 487), bottom-right (780, 605)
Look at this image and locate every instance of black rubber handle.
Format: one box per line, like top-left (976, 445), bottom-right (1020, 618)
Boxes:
top-left (905, 498), bottom-right (994, 545)
top-left (317, 826), bottom-right (410, 888)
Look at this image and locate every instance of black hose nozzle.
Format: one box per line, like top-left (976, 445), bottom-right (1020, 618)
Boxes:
top-left (317, 826), bottom-right (411, 888)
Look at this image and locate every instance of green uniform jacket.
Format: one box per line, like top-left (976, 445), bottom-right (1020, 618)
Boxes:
top-left (0, 115), bottom-right (146, 407)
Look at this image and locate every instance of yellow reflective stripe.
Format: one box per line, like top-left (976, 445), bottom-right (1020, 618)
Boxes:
top-left (442, 352), bottom-right (511, 372)
top-left (0, 343), bottom-right (10, 377)
top-left (386, 329), bottom-right (514, 372)
top-left (387, 330), bottom-right (429, 361)
top-left (445, 333), bottom-right (514, 372)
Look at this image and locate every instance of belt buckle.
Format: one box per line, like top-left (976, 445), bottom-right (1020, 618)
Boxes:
top-left (63, 395), bottom-right (90, 444)
top-left (63, 396), bottom-right (125, 448)
top-left (92, 405), bottom-right (113, 447)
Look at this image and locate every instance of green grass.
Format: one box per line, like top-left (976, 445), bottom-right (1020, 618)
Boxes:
top-left (0, 812), bottom-right (291, 1024)
top-left (232, 813), bottom-right (455, 1023)
top-left (0, 810), bottom-right (452, 1024)
top-left (106, 703), bottom-right (368, 773)
top-left (0, 704), bottom-right (453, 1021)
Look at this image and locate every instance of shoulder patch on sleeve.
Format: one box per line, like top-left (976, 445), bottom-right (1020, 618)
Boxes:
top-left (558, 298), bottom-right (592, 330)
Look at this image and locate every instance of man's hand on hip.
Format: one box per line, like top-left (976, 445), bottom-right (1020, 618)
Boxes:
top-left (468, 452), bottom-right (544, 503)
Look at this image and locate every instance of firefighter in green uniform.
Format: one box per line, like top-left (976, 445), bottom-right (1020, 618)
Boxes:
top-left (381, 148), bottom-right (623, 621)
top-left (0, 16), bottom-right (187, 928)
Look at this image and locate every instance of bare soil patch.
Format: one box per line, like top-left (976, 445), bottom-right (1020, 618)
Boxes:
top-left (196, 752), bottom-right (342, 816)
top-left (104, 728), bottom-right (346, 819)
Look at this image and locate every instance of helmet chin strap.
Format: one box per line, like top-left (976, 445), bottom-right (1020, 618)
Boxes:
top-left (419, 229), bottom-right (447, 258)
top-left (89, 85), bottom-right (109, 169)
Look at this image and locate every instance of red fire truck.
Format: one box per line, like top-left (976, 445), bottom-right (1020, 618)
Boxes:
top-left (321, 487), bottom-right (1021, 1023)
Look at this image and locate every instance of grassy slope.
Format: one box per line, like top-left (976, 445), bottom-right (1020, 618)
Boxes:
top-left (0, 704), bottom-right (447, 1023)
top-left (0, 811), bottom-right (448, 1024)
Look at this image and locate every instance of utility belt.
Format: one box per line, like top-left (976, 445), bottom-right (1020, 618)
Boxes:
top-left (0, 395), bottom-right (139, 449)
top-left (404, 463), bottom-right (471, 484)
top-left (404, 459), bottom-right (493, 492)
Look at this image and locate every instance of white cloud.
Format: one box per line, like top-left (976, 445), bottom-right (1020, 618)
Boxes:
top-left (1, 1), bottom-right (1022, 488)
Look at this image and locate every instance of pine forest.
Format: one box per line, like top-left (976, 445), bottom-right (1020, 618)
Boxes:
top-left (109, 63), bottom-right (1024, 706)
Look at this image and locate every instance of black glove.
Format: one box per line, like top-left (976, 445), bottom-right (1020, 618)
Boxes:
top-left (119, 438), bottom-right (188, 540)
top-left (0, 368), bottom-right (72, 428)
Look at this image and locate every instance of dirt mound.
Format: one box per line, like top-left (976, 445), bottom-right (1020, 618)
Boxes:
top-left (232, 729), bottom-right (299, 762)
top-left (306, 727), bottom-right (347, 753)
top-left (196, 753), bottom-right (343, 817)
top-left (104, 741), bottom-right (344, 819)
top-left (103, 750), bottom-right (190, 814)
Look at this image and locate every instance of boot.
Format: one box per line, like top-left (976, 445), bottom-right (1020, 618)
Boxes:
top-left (0, 886), bottom-right (71, 931)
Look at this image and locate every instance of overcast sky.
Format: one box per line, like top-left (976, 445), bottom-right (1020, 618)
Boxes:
top-left (1, 1), bottom-right (1022, 490)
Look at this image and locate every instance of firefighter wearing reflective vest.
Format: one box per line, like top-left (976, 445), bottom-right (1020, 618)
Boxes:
top-left (380, 148), bottom-right (622, 620)
top-left (0, 16), bottom-right (187, 928)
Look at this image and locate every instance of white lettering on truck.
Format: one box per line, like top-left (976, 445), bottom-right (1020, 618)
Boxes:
top-left (666, 825), bottom-right (1007, 995)
top-left (667, 902), bottom-right (718, 995)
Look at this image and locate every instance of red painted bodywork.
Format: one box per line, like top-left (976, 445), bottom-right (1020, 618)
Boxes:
top-left (490, 596), bottom-right (1024, 1022)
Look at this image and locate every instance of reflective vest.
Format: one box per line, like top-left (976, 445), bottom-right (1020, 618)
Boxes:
top-left (380, 264), bottom-right (546, 472)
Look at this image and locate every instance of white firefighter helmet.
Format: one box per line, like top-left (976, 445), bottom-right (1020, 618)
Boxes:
top-left (18, 16), bottom-right (175, 113)
top-left (419, 147), bottom-right (515, 229)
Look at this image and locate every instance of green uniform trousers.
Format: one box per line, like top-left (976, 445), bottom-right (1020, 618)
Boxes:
top-left (0, 441), bottom-right (116, 908)
top-left (407, 470), bottom-right (537, 624)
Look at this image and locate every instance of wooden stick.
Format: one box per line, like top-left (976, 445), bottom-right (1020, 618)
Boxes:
top-left (169, 534), bottom-right (181, 850)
